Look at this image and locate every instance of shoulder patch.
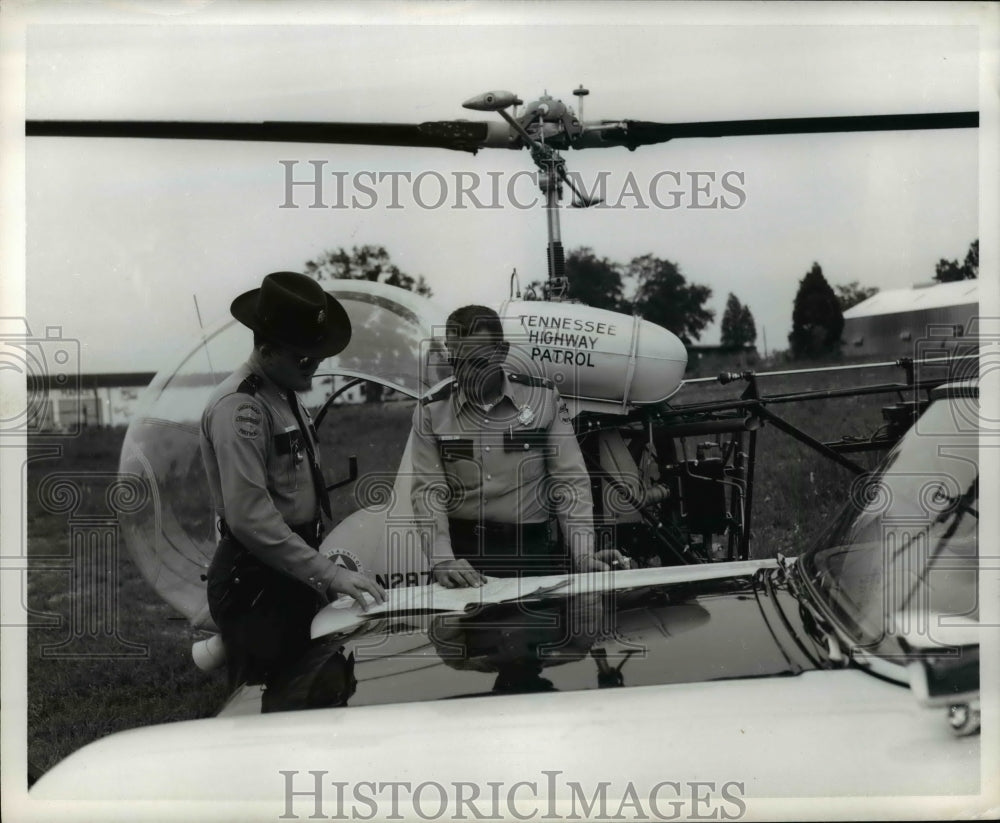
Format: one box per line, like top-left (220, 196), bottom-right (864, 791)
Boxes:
top-left (420, 379), bottom-right (456, 406)
top-left (237, 374), bottom-right (262, 396)
top-left (507, 371), bottom-right (554, 390)
top-left (233, 400), bottom-right (264, 439)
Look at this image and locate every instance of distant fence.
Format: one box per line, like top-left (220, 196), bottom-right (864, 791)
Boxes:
top-left (685, 346), bottom-right (760, 378)
top-left (24, 373), bottom-right (156, 431)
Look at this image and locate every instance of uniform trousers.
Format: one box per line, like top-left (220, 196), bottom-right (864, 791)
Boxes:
top-left (206, 520), bottom-right (323, 698)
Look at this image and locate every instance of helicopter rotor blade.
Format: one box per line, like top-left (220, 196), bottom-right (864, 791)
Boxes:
top-left (26, 110), bottom-right (977, 152)
top-left (588, 111), bottom-right (978, 149)
top-left (25, 119), bottom-right (490, 153)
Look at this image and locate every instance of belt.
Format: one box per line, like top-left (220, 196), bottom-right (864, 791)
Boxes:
top-left (218, 518), bottom-right (323, 550)
top-left (448, 519), bottom-right (549, 540)
top-left (447, 519), bottom-right (565, 577)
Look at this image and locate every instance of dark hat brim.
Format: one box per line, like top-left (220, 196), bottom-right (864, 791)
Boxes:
top-left (231, 288), bottom-right (352, 358)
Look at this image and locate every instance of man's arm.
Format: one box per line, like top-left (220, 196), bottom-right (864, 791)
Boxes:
top-left (545, 393), bottom-right (633, 572)
top-left (208, 393), bottom-right (384, 606)
top-left (408, 402), bottom-right (483, 587)
top-left (545, 392), bottom-right (598, 568)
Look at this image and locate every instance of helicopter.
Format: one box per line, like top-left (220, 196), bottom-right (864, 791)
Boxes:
top-left (24, 78), bottom-right (986, 814)
top-left (25, 87), bottom-right (980, 627)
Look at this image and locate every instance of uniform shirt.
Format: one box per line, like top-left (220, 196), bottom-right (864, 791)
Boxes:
top-left (409, 369), bottom-right (596, 565)
top-left (199, 361), bottom-right (339, 595)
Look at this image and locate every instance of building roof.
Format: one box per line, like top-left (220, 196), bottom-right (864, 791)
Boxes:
top-left (26, 372), bottom-right (157, 390)
top-left (843, 280), bottom-right (979, 319)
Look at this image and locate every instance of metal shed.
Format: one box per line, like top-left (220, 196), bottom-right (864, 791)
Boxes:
top-left (842, 280), bottom-right (979, 357)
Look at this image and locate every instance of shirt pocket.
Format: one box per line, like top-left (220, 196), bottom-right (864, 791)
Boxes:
top-left (503, 426), bottom-right (548, 452)
top-left (439, 437), bottom-right (474, 462)
top-left (439, 437), bottom-right (482, 493)
top-left (271, 426), bottom-right (305, 493)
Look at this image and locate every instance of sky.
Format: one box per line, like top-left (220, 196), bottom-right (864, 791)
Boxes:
top-left (4, 1), bottom-right (997, 376)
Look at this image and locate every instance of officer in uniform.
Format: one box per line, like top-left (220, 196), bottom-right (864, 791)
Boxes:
top-left (409, 305), bottom-right (628, 587)
top-left (201, 271), bottom-right (386, 702)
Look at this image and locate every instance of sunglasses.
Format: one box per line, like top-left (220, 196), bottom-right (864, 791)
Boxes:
top-left (270, 345), bottom-right (323, 370)
top-left (445, 340), bottom-right (505, 362)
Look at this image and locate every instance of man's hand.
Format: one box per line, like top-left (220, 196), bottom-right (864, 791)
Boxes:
top-left (432, 558), bottom-right (486, 588)
top-left (328, 568), bottom-right (387, 610)
top-left (573, 549), bottom-right (633, 573)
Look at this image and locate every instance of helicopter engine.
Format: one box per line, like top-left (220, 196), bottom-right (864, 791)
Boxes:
top-left (495, 300), bottom-right (724, 566)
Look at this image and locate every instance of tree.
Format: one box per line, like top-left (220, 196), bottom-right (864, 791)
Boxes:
top-left (934, 238), bottom-right (978, 282)
top-left (788, 263), bottom-right (844, 359)
top-left (834, 281), bottom-right (879, 311)
top-left (525, 246), bottom-right (626, 310)
top-left (720, 293), bottom-right (757, 349)
top-left (627, 255), bottom-right (714, 344)
top-left (303, 245), bottom-right (430, 402)
top-left (935, 259), bottom-right (964, 283)
top-left (562, 247), bottom-right (627, 311)
top-left (304, 245), bottom-right (432, 295)
top-left (526, 249), bottom-right (714, 344)
top-left (964, 239), bottom-right (979, 277)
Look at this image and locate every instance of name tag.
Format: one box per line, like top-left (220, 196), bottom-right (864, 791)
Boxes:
top-left (275, 427), bottom-right (304, 460)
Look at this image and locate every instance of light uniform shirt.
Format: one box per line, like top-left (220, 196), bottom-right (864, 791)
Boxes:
top-left (199, 361), bottom-right (338, 595)
top-left (409, 369), bottom-right (596, 564)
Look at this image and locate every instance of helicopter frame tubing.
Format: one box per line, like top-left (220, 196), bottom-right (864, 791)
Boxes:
top-left (574, 351), bottom-right (979, 565)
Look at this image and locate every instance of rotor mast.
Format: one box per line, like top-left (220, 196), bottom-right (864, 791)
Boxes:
top-left (463, 89), bottom-right (601, 300)
top-left (543, 163), bottom-right (566, 296)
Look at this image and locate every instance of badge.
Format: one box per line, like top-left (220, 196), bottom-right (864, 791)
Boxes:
top-left (317, 308), bottom-right (326, 324)
top-left (233, 401), bottom-right (263, 439)
top-left (517, 405), bottom-right (535, 426)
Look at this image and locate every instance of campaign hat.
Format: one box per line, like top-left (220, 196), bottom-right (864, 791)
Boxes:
top-left (230, 271), bottom-right (351, 358)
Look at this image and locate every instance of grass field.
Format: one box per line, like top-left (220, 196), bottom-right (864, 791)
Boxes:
top-left (24, 363), bottom-right (907, 778)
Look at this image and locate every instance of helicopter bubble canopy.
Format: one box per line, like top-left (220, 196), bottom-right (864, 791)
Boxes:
top-left (118, 280), bottom-right (450, 627)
